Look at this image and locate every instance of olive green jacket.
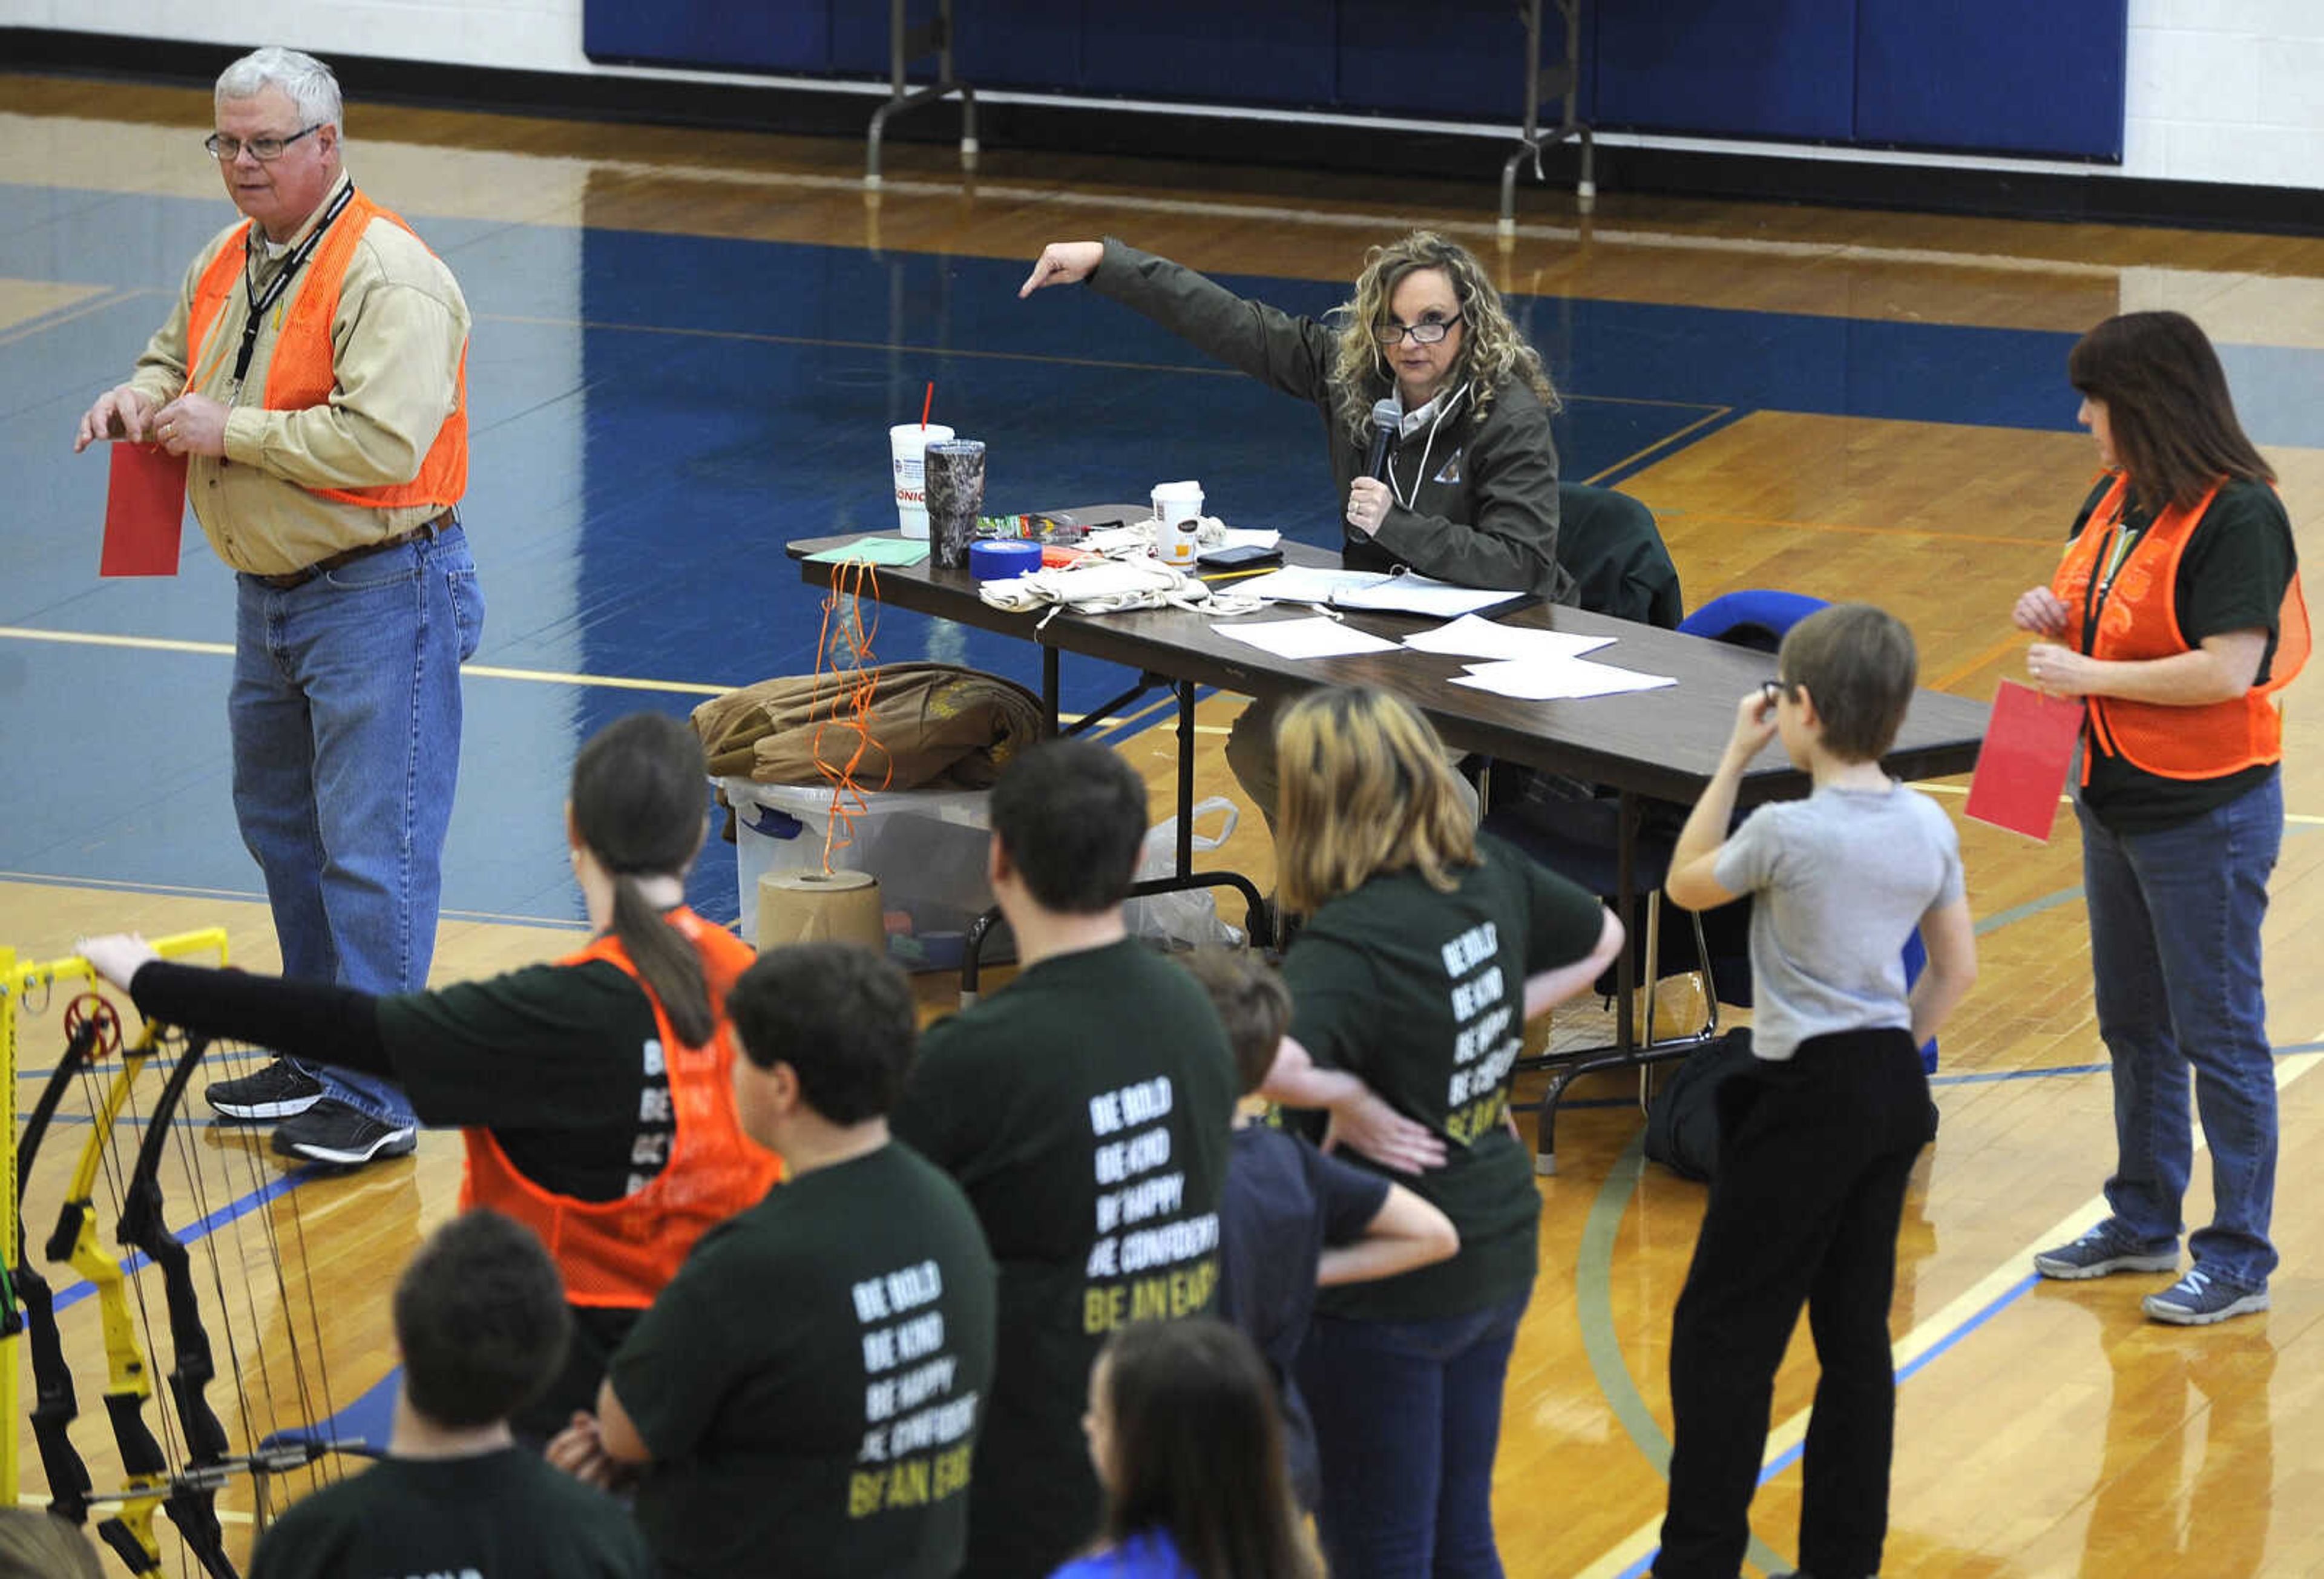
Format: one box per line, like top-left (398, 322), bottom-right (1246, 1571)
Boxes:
top-left (1091, 238), bottom-right (1574, 603)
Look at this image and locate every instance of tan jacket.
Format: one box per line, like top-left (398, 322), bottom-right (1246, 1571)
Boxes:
top-left (126, 169), bottom-right (471, 576)
top-left (693, 664), bottom-right (1048, 792)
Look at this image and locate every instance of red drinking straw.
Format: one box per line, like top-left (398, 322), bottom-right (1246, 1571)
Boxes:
top-left (921, 381), bottom-right (934, 430)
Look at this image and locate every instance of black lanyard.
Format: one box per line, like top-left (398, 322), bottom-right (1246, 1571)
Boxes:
top-left (230, 184), bottom-right (356, 387)
top-left (2077, 493), bottom-right (2147, 657)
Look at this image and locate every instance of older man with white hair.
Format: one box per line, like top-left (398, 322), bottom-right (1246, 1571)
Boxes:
top-left (74, 47), bottom-right (480, 1167)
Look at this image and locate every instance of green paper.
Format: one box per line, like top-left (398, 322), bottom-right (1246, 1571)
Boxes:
top-left (803, 536), bottom-right (931, 566)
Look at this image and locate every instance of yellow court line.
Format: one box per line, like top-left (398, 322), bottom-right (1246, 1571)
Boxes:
top-left (1574, 1044), bottom-right (2324, 1579)
top-left (0, 286), bottom-right (153, 350)
top-left (13, 1492), bottom-right (254, 1526)
top-left (0, 625), bottom-right (1244, 736)
top-left (1929, 631), bottom-right (2032, 691)
top-left (1909, 779), bottom-right (2324, 827)
top-left (462, 663), bottom-right (729, 696)
top-left (0, 626), bottom-right (734, 697)
top-left (0, 627), bottom-right (1262, 735)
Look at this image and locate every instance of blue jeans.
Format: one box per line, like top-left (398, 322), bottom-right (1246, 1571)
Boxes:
top-left (2077, 772), bottom-right (2282, 1292)
top-left (1296, 1286), bottom-right (1531, 1579)
top-left (231, 525), bottom-right (484, 1125)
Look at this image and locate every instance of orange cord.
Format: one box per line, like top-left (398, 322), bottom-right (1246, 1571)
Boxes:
top-left (809, 559), bottom-right (896, 875)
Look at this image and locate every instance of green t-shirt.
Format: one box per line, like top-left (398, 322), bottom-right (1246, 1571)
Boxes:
top-left (247, 1448), bottom-right (651, 1579)
top-left (890, 938), bottom-right (1239, 1579)
top-left (611, 1143), bottom-right (997, 1579)
top-left (1285, 831), bottom-right (1605, 1321)
top-left (2067, 476), bottom-right (2298, 834)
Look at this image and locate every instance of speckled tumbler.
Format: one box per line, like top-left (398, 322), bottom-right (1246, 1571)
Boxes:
top-left (925, 439), bottom-right (986, 571)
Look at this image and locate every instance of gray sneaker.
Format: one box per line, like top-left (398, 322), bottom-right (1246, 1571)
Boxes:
top-left (2143, 1268), bottom-right (2268, 1326)
top-left (2032, 1223), bottom-right (2178, 1281)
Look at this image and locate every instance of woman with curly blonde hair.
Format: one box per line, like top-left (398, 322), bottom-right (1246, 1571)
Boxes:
top-left (1022, 233), bottom-right (1574, 824)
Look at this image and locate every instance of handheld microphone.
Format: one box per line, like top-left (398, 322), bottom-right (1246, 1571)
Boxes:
top-left (1365, 398), bottom-right (1401, 482)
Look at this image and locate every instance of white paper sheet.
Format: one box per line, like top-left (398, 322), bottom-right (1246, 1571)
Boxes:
top-left (1329, 572), bottom-right (1526, 618)
top-left (1233, 566), bottom-right (1388, 604)
top-left (1232, 566), bottom-right (1523, 618)
top-left (1402, 615), bottom-right (1615, 663)
top-left (1450, 656), bottom-right (1678, 701)
top-left (1215, 616), bottom-right (1400, 660)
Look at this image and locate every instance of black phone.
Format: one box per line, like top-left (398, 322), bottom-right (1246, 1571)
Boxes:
top-left (1197, 543), bottom-right (1284, 570)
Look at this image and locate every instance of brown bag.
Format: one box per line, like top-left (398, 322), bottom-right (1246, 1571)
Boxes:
top-left (691, 662), bottom-right (1047, 792)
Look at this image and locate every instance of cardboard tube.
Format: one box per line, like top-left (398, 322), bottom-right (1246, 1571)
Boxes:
top-left (757, 868), bottom-right (887, 952)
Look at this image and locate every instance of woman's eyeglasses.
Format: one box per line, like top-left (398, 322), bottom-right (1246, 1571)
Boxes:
top-left (1373, 315), bottom-right (1464, 347)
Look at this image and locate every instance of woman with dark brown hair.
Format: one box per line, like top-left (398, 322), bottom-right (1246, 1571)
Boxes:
top-left (1056, 1319), bottom-right (1315, 1579)
top-left (2015, 309), bottom-right (2307, 1325)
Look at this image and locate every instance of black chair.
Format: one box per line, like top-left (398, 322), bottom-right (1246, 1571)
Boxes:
top-left (1553, 481), bottom-right (1684, 629)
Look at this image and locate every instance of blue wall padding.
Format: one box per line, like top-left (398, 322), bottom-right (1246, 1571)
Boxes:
top-left (580, 0), bottom-right (2125, 160)
top-left (1080, 0), bottom-right (1338, 105)
top-left (584, 0), bottom-right (830, 73)
top-left (827, 1), bottom-right (1085, 88)
top-left (1594, 0), bottom-right (1857, 140)
top-left (1855, 0), bottom-right (2126, 158)
top-left (1335, 0), bottom-right (1543, 122)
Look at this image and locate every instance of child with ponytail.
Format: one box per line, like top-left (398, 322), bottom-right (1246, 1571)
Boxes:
top-left (80, 712), bottom-right (780, 1439)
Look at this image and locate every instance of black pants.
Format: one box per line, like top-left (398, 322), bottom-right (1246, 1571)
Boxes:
top-left (1656, 1028), bottom-right (1934, 1579)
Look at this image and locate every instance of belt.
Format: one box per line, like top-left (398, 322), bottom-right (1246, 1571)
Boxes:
top-left (252, 511), bottom-right (456, 591)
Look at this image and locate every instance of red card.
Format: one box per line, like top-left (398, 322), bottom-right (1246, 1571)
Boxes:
top-left (1964, 680), bottom-right (2085, 841)
top-left (100, 442), bottom-right (189, 577)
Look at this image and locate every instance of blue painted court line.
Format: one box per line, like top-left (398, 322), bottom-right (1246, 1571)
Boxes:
top-left (45, 1165), bottom-right (321, 1315)
top-left (1606, 1029), bottom-right (2324, 1576)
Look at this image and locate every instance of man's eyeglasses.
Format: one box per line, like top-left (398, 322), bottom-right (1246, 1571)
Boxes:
top-left (1760, 679), bottom-right (1796, 707)
top-left (203, 125), bottom-right (323, 163)
top-left (1373, 314), bottom-right (1464, 348)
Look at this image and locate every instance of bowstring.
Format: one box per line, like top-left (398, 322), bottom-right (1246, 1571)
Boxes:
top-left (207, 1033), bottom-right (333, 1501)
top-left (241, 1037), bottom-right (341, 1497)
top-left (71, 1026), bottom-right (188, 1577)
top-left (77, 1034), bottom-right (188, 1477)
top-left (161, 1036), bottom-right (266, 1513)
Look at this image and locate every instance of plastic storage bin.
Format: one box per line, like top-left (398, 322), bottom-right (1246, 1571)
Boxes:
top-left (720, 778), bottom-right (999, 959)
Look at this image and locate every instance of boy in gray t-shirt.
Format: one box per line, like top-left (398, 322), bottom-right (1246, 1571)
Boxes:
top-left (1651, 604), bottom-right (1977, 1579)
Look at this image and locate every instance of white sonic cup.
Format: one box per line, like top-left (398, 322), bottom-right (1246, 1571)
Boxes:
top-left (890, 423), bottom-right (957, 538)
top-left (1152, 479), bottom-right (1204, 565)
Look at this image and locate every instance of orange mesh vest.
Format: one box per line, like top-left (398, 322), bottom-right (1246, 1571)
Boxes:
top-left (462, 908), bottom-right (782, 1308)
top-left (185, 188), bottom-right (468, 510)
top-left (2051, 473), bottom-right (2309, 781)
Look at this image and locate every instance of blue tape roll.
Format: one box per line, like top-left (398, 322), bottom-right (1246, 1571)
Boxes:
top-left (969, 539), bottom-right (1042, 580)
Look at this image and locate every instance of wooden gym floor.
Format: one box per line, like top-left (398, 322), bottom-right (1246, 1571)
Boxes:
top-left (4, 71), bottom-right (2324, 1575)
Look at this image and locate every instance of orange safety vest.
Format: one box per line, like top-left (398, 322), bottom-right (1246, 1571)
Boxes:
top-left (462, 908), bottom-right (782, 1308)
top-left (185, 186), bottom-right (468, 510)
top-left (2050, 473), bottom-right (2309, 781)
